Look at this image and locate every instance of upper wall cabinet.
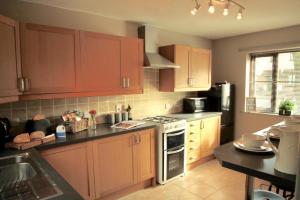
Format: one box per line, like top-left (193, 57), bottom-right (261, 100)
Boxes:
top-left (79, 31), bottom-right (122, 94)
top-left (121, 37), bottom-right (144, 92)
top-left (20, 23), bottom-right (80, 95)
top-left (78, 31), bottom-right (143, 95)
top-left (0, 15), bottom-right (21, 104)
top-left (159, 45), bottom-right (211, 92)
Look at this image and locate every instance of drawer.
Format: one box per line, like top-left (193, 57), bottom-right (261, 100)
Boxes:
top-left (187, 149), bottom-right (201, 164)
top-left (187, 134), bottom-right (200, 144)
top-left (187, 130), bottom-right (200, 140)
top-left (187, 143), bottom-right (200, 153)
top-left (187, 121), bottom-right (201, 131)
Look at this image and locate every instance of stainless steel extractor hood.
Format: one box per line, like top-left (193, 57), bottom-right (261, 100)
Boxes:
top-left (138, 26), bottom-right (180, 69)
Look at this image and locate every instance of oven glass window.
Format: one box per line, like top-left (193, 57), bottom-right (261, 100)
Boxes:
top-left (167, 148), bottom-right (184, 180)
top-left (167, 130), bottom-right (185, 150)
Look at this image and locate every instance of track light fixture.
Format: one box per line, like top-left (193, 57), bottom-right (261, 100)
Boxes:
top-left (208, 0), bottom-right (215, 14)
top-left (190, 0), bottom-right (201, 16)
top-left (190, 0), bottom-right (245, 20)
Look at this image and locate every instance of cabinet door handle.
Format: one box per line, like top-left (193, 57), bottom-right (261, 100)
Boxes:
top-left (188, 78), bottom-right (193, 86)
top-left (138, 135), bottom-right (141, 144)
top-left (24, 77), bottom-right (30, 92)
top-left (18, 78), bottom-right (25, 92)
top-left (122, 77), bottom-right (126, 88)
top-left (126, 77), bottom-right (130, 88)
top-left (133, 134), bottom-right (138, 145)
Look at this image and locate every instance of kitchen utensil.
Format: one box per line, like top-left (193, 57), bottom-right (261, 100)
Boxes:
top-left (233, 139), bottom-right (272, 153)
top-left (267, 126), bottom-right (300, 175)
top-left (241, 134), bottom-right (266, 148)
top-left (122, 112), bottom-right (129, 121)
top-left (115, 112), bottom-right (122, 123)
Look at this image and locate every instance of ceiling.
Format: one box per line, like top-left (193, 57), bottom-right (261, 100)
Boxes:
top-left (21, 0), bottom-right (300, 39)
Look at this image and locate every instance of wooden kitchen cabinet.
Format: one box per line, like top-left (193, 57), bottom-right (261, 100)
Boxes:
top-left (134, 129), bottom-right (155, 182)
top-left (41, 142), bottom-right (95, 200)
top-left (79, 31), bottom-right (122, 94)
top-left (92, 128), bottom-right (155, 199)
top-left (121, 37), bottom-right (144, 92)
top-left (20, 23), bottom-right (80, 95)
top-left (186, 116), bottom-right (220, 166)
top-left (0, 15), bottom-right (21, 104)
top-left (159, 45), bottom-right (211, 92)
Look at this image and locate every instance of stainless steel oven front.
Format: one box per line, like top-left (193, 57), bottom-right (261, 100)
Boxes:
top-left (162, 129), bottom-right (186, 183)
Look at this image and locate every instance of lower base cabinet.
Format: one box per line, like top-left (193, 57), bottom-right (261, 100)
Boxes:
top-left (40, 128), bottom-right (155, 200)
top-left (41, 142), bottom-right (94, 200)
top-left (186, 116), bottom-right (220, 165)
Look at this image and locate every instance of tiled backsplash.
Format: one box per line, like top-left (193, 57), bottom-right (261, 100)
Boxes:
top-left (0, 69), bottom-right (194, 124)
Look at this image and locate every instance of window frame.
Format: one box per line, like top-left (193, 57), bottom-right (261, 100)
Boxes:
top-left (249, 49), bottom-right (300, 113)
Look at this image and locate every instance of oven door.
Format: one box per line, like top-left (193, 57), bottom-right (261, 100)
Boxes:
top-left (165, 146), bottom-right (185, 181)
top-left (164, 129), bottom-right (185, 150)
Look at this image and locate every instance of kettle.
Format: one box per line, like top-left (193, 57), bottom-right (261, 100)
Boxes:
top-left (0, 118), bottom-right (11, 149)
top-left (267, 124), bottom-right (300, 175)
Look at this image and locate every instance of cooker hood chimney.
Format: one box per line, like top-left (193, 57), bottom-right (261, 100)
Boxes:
top-left (138, 26), bottom-right (179, 69)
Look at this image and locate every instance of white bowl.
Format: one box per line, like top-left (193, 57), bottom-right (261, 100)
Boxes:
top-left (242, 134), bottom-right (266, 148)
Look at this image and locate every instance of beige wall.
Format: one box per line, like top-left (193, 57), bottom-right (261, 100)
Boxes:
top-left (0, 0), bottom-right (211, 124)
top-left (0, 0), bottom-right (211, 48)
top-left (212, 25), bottom-right (300, 138)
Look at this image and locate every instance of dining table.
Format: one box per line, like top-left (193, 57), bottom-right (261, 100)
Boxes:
top-left (214, 140), bottom-right (296, 200)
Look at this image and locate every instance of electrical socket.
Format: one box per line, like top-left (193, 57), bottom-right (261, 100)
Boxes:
top-left (115, 104), bottom-right (122, 112)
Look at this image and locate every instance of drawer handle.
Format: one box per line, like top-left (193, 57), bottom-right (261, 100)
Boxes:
top-left (189, 140), bottom-right (195, 142)
top-left (190, 132), bottom-right (195, 135)
top-left (189, 147), bottom-right (195, 151)
top-left (189, 124), bottom-right (195, 127)
top-left (189, 157), bottom-right (195, 160)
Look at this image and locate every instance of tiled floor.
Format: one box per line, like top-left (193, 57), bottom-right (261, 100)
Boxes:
top-left (120, 159), bottom-right (271, 200)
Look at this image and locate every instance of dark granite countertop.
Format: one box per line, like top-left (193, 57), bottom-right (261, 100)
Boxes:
top-left (36, 122), bottom-right (157, 150)
top-left (0, 122), bottom-right (156, 199)
top-left (0, 148), bottom-right (83, 200)
top-left (168, 112), bottom-right (222, 122)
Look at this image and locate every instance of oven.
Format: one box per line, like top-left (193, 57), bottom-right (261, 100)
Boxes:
top-left (162, 128), bottom-right (186, 182)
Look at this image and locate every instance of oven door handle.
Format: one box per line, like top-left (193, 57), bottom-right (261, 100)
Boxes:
top-left (167, 131), bottom-right (185, 137)
top-left (167, 147), bottom-right (185, 155)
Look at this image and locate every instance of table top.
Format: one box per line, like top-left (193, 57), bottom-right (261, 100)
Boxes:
top-left (214, 142), bottom-right (296, 190)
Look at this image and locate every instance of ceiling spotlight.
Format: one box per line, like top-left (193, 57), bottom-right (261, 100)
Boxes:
top-left (208, 0), bottom-right (215, 14)
top-left (236, 8), bottom-right (243, 20)
top-left (223, 1), bottom-right (229, 16)
top-left (190, 1), bottom-right (201, 16)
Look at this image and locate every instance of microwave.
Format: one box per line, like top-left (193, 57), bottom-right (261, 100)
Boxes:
top-left (183, 97), bottom-right (207, 113)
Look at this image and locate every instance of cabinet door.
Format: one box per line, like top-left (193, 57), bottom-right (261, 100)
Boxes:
top-left (189, 48), bottom-right (211, 90)
top-left (93, 133), bottom-right (135, 198)
top-left (41, 143), bottom-right (94, 200)
top-left (135, 129), bottom-right (155, 182)
top-left (0, 15), bottom-right (21, 102)
top-left (121, 37), bottom-right (143, 92)
top-left (200, 116), bottom-right (220, 158)
top-left (79, 31), bottom-right (121, 93)
top-left (174, 45), bottom-right (190, 90)
top-left (20, 23), bottom-right (79, 94)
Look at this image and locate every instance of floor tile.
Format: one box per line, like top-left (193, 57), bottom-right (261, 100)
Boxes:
top-left (119, 159), bottom-right (279, 200)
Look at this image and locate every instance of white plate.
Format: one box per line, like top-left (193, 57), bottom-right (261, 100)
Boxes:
top-left (233, 139), bottom-right (273, 153)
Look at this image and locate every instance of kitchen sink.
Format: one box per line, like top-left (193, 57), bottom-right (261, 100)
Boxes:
top-left (0, 153), bottom-right (62, 200)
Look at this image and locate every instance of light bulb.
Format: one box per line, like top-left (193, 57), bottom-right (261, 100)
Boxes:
top-left (208, 4), bottom-right (215, 14)
top-left (190, 8), bottom-right (197, 15)
top-left (223, 1), bottom-right (229, 16)
top-left (190, 3), bottom-right (200, 16)
top-left (236, 9), bottom-right (243, 20)
top-left (223, 8), bottom-right (229, 16)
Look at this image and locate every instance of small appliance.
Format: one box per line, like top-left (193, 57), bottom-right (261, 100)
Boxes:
top-left (183, 97), bottom-right (207, 113)
top-left (0, 118), bottom-right (11, 149)
top-left (143, 116), bottom-right (186, 184)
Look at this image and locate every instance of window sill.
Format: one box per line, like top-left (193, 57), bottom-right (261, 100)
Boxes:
top-left (241, 111), bottom-right (287, 117)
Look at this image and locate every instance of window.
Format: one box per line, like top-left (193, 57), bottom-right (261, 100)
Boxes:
top-left (248, 50), bottom-right (300, 114)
